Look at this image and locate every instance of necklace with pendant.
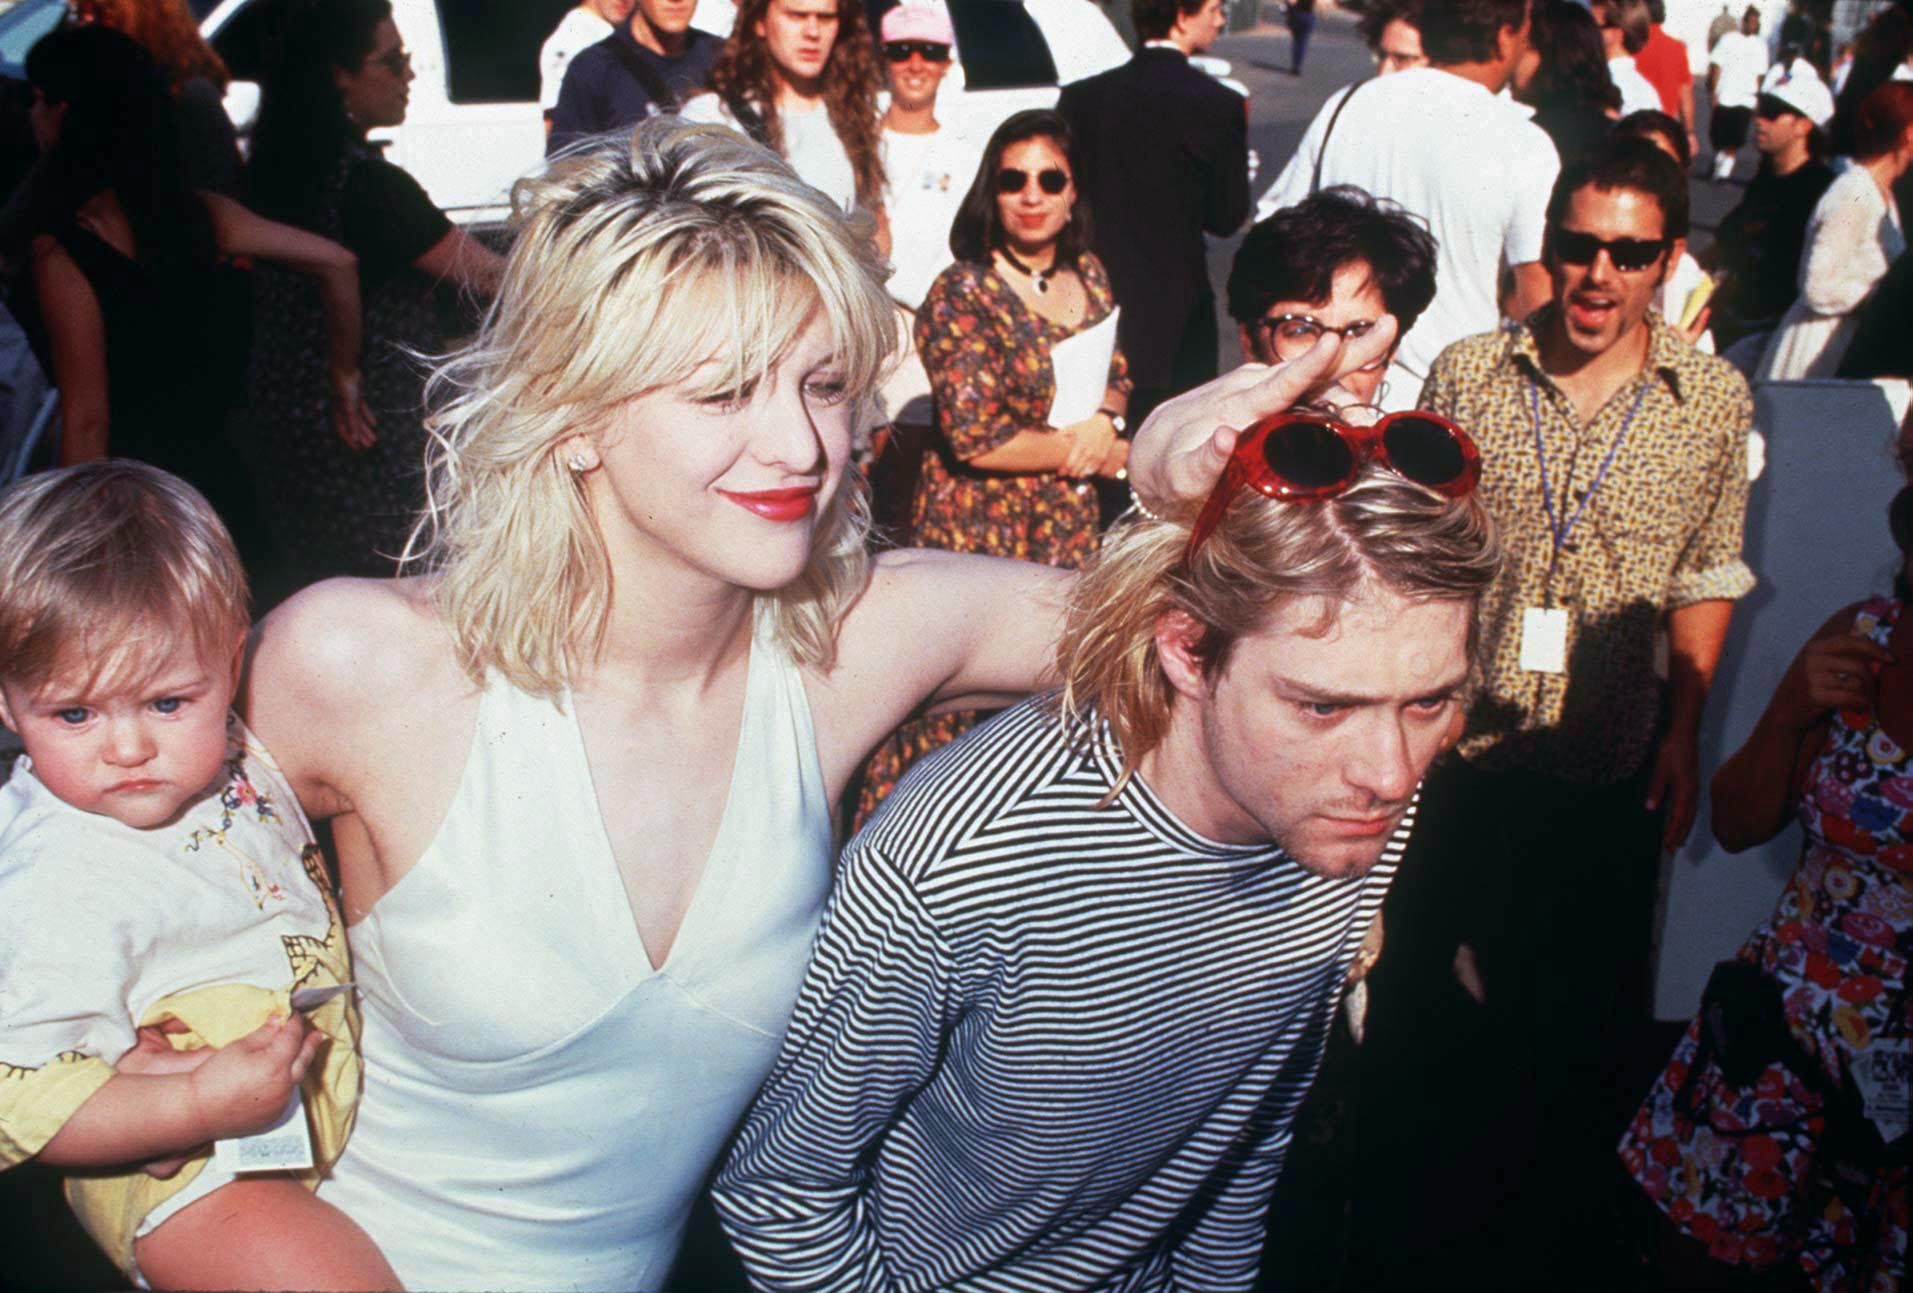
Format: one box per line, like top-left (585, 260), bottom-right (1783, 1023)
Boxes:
top-left (999, 247), bottom-right (1054, 294)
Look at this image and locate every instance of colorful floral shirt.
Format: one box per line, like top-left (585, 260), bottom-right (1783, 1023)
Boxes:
top-left (1619, 598), bottom-right (1909, 1291)
top-left (910, 254), bottom-right (1130, 566)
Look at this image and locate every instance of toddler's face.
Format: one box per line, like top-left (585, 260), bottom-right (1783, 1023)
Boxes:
top-left (0, 635), bottom-right (240, 830)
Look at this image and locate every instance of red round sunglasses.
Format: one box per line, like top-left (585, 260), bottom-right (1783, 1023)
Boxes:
top-left (1185, 409), bottom-right (1481, 559)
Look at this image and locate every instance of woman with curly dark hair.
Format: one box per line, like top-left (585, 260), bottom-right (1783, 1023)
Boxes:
top-left (681, 0), bottom-right (884, 219)
top-left (1513, 0), bottom-right (1618, 170)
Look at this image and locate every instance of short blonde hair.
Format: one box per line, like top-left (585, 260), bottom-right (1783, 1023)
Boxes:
top-left (411, 118), bottom-right (899, 698)
top-left (0, 462), bottom-right (249, 693)
top-left (1058, 465), bottom-right (1501, 779)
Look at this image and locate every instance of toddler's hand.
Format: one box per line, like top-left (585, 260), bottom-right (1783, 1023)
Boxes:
top-left (185, 1015), bottom-right (323, 1142)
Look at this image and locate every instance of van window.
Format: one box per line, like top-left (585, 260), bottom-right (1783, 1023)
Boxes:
top-left (442, 0), bottom-right (574, 104)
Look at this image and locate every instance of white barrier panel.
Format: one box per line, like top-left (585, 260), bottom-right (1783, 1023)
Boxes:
top-left (1652, 377), bottom-right (1909, 1019)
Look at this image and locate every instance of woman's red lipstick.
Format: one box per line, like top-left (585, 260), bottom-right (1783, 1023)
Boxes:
top-left (720, 486), bottom-right (818, 522)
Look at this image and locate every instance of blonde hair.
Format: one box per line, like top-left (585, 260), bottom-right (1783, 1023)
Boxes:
top-left (0, 462), bottom-right (249, 694)
top-left (409, 118), bottom-right (899, 698)
top-left (1058, 465), bottom-right (1501, 780)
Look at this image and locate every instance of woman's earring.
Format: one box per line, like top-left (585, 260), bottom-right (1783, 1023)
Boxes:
top-left (566, 450), bottom-right (592, 473)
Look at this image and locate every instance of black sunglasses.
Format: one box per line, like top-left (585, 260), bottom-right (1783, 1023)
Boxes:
top-left (883, 40), bottom-right (951, 62)
top-left (1754, 93), bottom-right (1802, 120)
top-left (1549, 228), bottom-right (1670, 272)
top-left (997, 167), bottom-right (1069, 195)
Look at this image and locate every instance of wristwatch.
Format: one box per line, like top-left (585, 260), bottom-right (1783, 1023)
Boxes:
top-left (1097, 406), bottom-right (1127, 435)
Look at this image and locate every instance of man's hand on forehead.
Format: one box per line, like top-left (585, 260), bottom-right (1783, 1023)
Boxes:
top-left (1128, 315), bottom-right (1401, 509)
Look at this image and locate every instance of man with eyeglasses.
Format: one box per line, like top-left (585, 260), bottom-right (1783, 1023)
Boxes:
top-left (547, 0), bottom-right (722, 155)
top-left (1365, 136), bottom-right (1755, 1261)
top-left (712, 326), bottom-right (1502, 1292)
top-left (1358, 0), bottom-right (1427, 75)
top-left (1227, 186), bottom-right (1437, 410)
top-left (1059, 0), bottom-right (1249, 430)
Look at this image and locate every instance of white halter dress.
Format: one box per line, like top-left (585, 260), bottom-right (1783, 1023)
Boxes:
top-left (318, 614), bottom-right (831, 1291)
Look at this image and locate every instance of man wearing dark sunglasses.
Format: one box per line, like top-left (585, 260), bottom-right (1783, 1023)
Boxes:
top-left (1370, 136), bottom-right (1757, 1261)
top-left (1059, 0), bottom-right (1248, 429)
top-left (715, 324), bottom-right (1503, 1292)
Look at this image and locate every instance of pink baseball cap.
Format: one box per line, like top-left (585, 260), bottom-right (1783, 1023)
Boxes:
top-left (881, 3), bottom-right (954, 45)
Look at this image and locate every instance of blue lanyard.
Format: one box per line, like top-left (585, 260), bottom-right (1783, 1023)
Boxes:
top-left (1529, 376), bottom-right (1649, 556)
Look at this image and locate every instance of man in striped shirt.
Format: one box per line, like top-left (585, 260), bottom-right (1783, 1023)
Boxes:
top-left (715, 449), bottom-right (1501, 1290)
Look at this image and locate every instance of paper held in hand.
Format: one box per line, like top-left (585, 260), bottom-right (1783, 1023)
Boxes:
top-left (210, 1089), bottom-right (316, 1174)
top-left (1045, 309), bottom-right (1120, 429)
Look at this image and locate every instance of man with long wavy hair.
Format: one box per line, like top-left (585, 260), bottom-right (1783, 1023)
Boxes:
top-left (681, 0), bottom-right (885, 223)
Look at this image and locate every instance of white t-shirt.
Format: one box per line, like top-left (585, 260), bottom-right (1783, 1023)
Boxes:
top-left (539, 7), bottom-right (615, 111)
top-left (681, 93), bottom-right (860, 212)
top-left (1255, 66), bottom-right (1561, 398)
top-left (881, 120), bottom-right (983, 308)
top-left (1610, 55), bottom-right (1664, 116)
top-left (1709, 31), bottom-right (1770, 109)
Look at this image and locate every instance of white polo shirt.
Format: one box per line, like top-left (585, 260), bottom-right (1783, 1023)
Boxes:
top-left (1709, 31), bottom-right (1770, 109)
top-left (1255, 66), bottom-right (1560, 403)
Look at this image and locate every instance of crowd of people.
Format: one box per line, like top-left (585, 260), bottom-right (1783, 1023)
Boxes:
top-left (0, 0), bottom-right (1907, 1291)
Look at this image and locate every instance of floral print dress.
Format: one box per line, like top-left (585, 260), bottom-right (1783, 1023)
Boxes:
top-left (853, 255), bottom-right (1130, 825)
top-left (1620, 598), bottom-right (1910, 1292)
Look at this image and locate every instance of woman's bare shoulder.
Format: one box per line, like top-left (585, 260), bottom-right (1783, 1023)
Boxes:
top-left (248, 576), bottom-right (467, 720)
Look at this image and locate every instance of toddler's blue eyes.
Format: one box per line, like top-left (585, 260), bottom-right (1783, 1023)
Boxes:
top-left (152, 697), bottom-right (183, 715)
top-left (55, 708), bottom-right (89, 725)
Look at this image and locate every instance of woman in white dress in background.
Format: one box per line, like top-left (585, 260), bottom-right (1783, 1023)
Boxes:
top-left (218, 118), bottom-right (1398, 1290)
top-left (1760, 81), bottom-right (1913, 380)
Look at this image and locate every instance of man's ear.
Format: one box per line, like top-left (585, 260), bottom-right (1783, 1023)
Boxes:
top-left (0, 685), bottom-right (16, 735)
top-left (1154, 609), bottom-right (1214, 702)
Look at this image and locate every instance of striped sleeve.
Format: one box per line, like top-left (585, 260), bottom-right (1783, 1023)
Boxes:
top-left (713, 843), bottom-right (962, 1293)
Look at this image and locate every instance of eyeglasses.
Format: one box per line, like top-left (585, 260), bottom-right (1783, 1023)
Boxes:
top-left (1254, 314), bottom-right (1383, 367)
top-left (884, 40), bottom-right (951, 62)
top-left (997, 167), bottom-right (1070, 195)
top-left (1186, 410), bottom-right (1480, 559)
top-left (370, 46), bottom-right (411, 76)
top-left (1374, 48), bottom-right (1427, 72)
top-left (1548, 228), bottom-right (1670, 272)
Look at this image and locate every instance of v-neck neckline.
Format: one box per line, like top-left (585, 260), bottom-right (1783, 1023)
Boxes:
top-left (564, 628), bottom-right (761, 979)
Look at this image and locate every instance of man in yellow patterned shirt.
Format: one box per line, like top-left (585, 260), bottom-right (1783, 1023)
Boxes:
top-left (1358, 135), bottom-right (1755, 1271)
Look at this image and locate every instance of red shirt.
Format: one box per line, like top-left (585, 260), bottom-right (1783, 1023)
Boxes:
top-left (1636, 25), bottom-right (1693, 116)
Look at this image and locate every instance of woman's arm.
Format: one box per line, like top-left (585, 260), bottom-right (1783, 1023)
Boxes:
top-left (199, 192), bottom-right (375, 450)
top-left (1711, 604), bottom-right (1890, 852)
top-left (31, 236), bottom-right (109, 464)
top-left (1796, 179), bottom-right (1892, 316)
top-left (413, 227), bottom-right (508, 299)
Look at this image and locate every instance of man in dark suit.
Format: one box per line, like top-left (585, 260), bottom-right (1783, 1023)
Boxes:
top-left (1059, 0), bottom-right (1249, 430)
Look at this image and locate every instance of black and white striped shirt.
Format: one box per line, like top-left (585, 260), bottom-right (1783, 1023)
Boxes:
top-left (714, 697), bottom-right (1404, 1292)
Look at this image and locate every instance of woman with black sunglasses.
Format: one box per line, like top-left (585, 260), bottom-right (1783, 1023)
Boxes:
top-left (854, 108), bottom-right (1131, 822)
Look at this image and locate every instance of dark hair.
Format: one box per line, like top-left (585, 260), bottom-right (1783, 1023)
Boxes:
top-left (1891, 484), bottom-right (1913, 600)
top-left (1546, 135), bottom-right (1689, 241)
top-left (1593, 0), bottom-right (1649, 55)
top-left (1133, 0), bottom-right (1210, 42)
top-left (25, 25), bottom-right (213, 280)
top-left (1852, 81), bottom-right (1913, 160)
top-left (1616, 108), bottom-right (1689, 165)
top-left (247, 0), bottom-right (392, 226)
top-left (1645, 0), bottom-right (1665, 25)
top-left (1227, 186), bottom-right (1438, 335)
top-left (708, 0), bottom-right (885, 209)
top-left (1522, 0), bottom-right (1618, 116)
top-left (1419, 0), bottom-right (1527, 66)
top-left (949, 109), bottom-right (1092, 266)
top-left (1359, 0), bottom-right (1424, 51)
